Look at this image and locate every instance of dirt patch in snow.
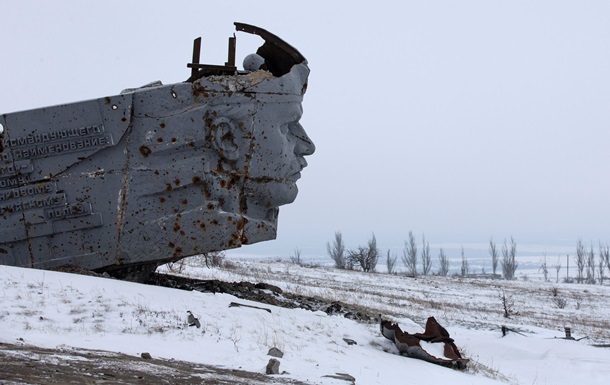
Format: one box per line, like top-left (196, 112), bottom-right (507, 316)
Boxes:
top-left (149, 273), bottom-right (376, 323)
top-left (0, 342), bottom-right (311, 385)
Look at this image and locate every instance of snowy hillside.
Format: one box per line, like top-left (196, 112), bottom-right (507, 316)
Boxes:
top-left (1, 258), bottom-right (609, 384)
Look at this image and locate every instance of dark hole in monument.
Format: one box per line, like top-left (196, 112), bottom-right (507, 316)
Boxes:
top-left (139, 145), bottom-right (152, 157)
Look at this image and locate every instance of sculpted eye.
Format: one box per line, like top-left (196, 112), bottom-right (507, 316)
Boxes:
top-left (285, 118), bottom-right (301, 134)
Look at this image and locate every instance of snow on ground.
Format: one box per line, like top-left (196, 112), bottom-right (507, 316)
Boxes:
top-left (1, 258), bottom-right (610, 384)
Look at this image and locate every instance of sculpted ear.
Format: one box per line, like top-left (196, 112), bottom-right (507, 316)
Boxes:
top-left (211, 117), bottom-right (239, 160)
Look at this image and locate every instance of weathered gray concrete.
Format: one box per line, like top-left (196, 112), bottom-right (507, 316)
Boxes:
top-left (0, 24), bottom-right (314, 277)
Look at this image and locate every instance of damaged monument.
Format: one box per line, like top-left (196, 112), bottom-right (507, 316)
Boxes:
top-left (0, 23), bottom-right (315, 280)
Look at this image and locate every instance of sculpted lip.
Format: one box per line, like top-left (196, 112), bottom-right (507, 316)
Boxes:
top-left (287, 158), bottom-right (308, 181)
top-left (287, 172), bottom-right (301, 182)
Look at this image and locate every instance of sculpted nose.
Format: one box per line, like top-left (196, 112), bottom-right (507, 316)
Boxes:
top-left (293, 123), bottom-right (315, 156)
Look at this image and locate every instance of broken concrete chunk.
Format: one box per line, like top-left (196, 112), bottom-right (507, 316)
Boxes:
top-left (205, 70), bottom-right (274, 91)
top-left (267, 347), bottom-right (284, 358)
top-left (265, 358), bottom-right (280, 375)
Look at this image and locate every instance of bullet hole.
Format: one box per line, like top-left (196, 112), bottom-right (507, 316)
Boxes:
top-left (139, 146), bottom-right (152, 157)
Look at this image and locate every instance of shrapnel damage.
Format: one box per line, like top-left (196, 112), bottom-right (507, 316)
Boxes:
top-left (0, 23), bottom-right (315, 281)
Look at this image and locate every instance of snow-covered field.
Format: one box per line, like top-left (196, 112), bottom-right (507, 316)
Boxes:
top-left (1, 257), bottom-right (609, 384)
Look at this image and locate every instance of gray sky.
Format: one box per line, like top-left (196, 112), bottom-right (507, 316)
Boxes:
top-left (1, 1), bottom-right (609, 259)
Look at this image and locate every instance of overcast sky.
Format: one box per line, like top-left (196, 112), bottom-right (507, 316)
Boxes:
top-left (1, 1), bottom-right (609, 259)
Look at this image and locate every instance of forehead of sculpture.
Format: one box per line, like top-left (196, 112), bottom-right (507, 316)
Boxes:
top-left (272, 102), bottom-right (303, 122)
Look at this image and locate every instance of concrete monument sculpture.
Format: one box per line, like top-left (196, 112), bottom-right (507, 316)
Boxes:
top-left (0, 23), bottom-right (314, 280)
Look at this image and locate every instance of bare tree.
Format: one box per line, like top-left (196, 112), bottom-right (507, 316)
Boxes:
top-left (166, 258), bottom-right (187, 273)
top-left (367, 234), bottom-right (380, 272)
top-left (168, 253), bottom-right (225, 271)
top-left (501, 237), bottom-right (518, 280)
top-left (539, 253), bottom-right (549, 282)
top-left (489, 238), bottom-right (499, 277)
top-left (347, 233), bottom-right (379, 273)
top-left (203, 251), bottom-right (225, 267)
top-left (598, 248), bottom-right (605, 285)
top-left (327, 231), bottom-right (346, 269)
top-left (498, 288), bottom-right (514, 318)
top-left (386, 250), bottom-right (398, 274)
top-left (290, 248), bottom-right (302, 265)
top-left (438, 248), bottom-right (449, 276)
top-left (346, 246), bottom-right (368, 271)
top-left (345, 257), bottom-right (354, 271)
top-left (575, 239), bottom-right (586, 284)
top-left (460, 246), bottom-right (469, 277)
top-left (604, 244), bottom-right (610, 269)
top-left (600, 243), bottom-right (610, 283)
top-left (554, 256), bottom-right (562, 283)
top-left (421, 234), bottom-right (432, 275)
top-left (586, 244), bottom-right (596, 284)
top-left (347, 247), bottom-right (368, 272)
top-left (401, 231), bottom-right (418, 276)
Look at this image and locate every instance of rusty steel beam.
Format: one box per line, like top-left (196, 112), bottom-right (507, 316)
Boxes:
top-left (190, 37), bottom-right (202, 79)
top-left (226, 35), bottom-right (236, 68)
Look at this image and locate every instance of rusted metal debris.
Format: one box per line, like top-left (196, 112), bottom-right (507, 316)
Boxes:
top-left (379, 315), bottom-right (469, 369)
top-left (187, 35), bottom-right (237, 79)
top-left (186, 23), bottom-right (306, 81)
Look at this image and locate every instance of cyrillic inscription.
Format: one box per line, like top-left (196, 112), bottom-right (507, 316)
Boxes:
top-left (0, 193), bottom-right (66, 215)
top-left (0, 175), bottom-right (31, 189)
top-left (2, 125), bottom-right (103, 148)
top-left (0, 183), bottom-right (55, 202)
top-left (13, 135), bottom-right (113, 160)
top-left (46, 202), bottom-right (92, 220)
top-left (0, 160), bottom-right (33, 178)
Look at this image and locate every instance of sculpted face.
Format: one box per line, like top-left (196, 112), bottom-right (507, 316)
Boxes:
top-left (245, 101), bottom-right (315, 214)
top-left (196, 55), bottom-right (314, 225)
top-left (0, 23), bottom-right (314, 277)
